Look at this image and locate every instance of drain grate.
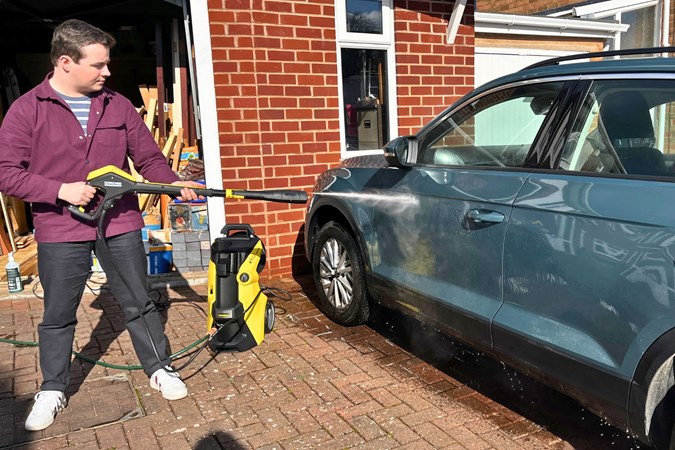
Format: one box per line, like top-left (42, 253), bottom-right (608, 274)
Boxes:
top-left (2, 374), bottom-right (145, 448)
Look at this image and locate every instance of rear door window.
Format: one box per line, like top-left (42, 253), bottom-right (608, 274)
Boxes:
top-left (560, 79), bottom-right (675, 177)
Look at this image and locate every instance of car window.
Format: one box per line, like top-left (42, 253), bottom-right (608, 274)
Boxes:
top-left (416, 82), bottom-right (565, 168)
top-left (560, 79), bottom-right (675, 177)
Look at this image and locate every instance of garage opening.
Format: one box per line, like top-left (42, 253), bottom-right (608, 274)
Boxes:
top-left (0, 0), bottom-right (206, 273)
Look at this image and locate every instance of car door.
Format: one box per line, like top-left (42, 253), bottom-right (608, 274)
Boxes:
top-left (494, 77), bottom-right (675, 421)
top-left (368, 80), bottom-right (568, 350)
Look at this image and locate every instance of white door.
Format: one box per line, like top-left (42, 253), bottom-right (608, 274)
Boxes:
top-left (475, 47), bottom-right (578, 88)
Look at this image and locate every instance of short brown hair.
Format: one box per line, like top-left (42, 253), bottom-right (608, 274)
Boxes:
top-left (50, 19), bottom-right (116, 66)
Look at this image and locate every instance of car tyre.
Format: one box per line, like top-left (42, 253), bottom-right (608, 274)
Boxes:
top-left (650, 387), bottom-right (675, 450)
top-left (312, 221), bottom-right (369, 326)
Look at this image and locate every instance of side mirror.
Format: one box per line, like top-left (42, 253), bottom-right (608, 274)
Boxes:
top-left (383, 135), bottom-right (417, 167)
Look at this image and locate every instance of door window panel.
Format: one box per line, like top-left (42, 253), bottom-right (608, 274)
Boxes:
top-left (560, 80), bottom-right (675, 177)
top-left (417, 82), bottom-right (564, 168)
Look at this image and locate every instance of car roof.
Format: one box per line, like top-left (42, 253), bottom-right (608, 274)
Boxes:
top-left (416, 50), bottom-right (675, 137)
top-left (476, 57), bottom-right (675, 96)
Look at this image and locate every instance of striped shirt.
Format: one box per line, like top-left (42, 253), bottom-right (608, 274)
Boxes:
top-left (59, 93), bottom-right (92, 135)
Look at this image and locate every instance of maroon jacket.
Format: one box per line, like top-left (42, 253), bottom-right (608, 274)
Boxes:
top-left (0, 74), bottom-right (178, 242)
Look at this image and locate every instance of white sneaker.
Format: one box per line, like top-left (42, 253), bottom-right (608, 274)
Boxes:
top-left (25, 390), bottom-right (67, 431)
top-left (150, 367), bottom-right (188, 400)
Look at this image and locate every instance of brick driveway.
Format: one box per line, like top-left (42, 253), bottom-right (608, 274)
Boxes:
top-left (0, 274), bottom-right (648, 449)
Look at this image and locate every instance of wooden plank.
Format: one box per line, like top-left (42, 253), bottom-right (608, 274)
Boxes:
top-left (138, 84), bottom-right (150, 110)
top-left (171, 128), bottom-right (184, 171)
top-left (15, 234), bottom-right (35, 248)
top-left (161, 132), bottom-right (177, 161)
top-left (8, 196), bottom-right (28, 235)
top-left (155, 21), bottom-right (166, 141)
top-left (145, 97), bottom-right (158, 131)
top-left (475, 35), bottom-right (604, 52)
top-left (0, 215), bottom-right (11, 255)
top-left (160, 194), bottom-right (171, 229)
top-left (0, 241), bottom-right (37, 281)
top-left (0, 193), bottom-right (16, 253)
top-left (171, 19), bottom-right (184, 132)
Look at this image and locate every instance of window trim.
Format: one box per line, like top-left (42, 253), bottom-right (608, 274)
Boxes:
top-left (335, 0), bottom-right (398, 157)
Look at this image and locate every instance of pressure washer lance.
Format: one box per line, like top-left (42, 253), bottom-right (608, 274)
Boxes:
top-left (67, 165), bottom-right (307, 222)
top-left (67, 165), bottom-right (307, 370)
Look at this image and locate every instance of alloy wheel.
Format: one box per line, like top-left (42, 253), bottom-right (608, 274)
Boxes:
top-left (318, 237), bottom-right (353, 310)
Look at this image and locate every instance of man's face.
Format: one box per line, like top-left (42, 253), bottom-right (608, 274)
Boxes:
top-left (66, 43), bottom-right (111, 95)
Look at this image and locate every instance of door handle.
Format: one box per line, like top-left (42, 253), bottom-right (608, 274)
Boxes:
top-left (466, 209), bottom-right (504, 223)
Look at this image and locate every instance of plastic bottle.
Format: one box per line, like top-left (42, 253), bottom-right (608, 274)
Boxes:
top-left (6, 252), bottom-right (23, 293)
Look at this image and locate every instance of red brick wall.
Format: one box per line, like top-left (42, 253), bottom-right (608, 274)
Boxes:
top-left (207, 0), bottom-right (341, 277)
top-left (394, 0), bottom-right (475, 135)
top-left (206, 0), bottom-right (476, 277)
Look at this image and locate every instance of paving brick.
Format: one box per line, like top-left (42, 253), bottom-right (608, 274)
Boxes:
top-left (368, 386), bottom-right (403, 408)
top-left (396, 439), bottom-right (440, 450)
top-left (447, 425), bottom-right (492, 450)
top-left (412, 421), bottom-right (458, 448)
top-left (246, 424), bottom-right (297, 448)
top-left (126, 428), bottom-right (161, 450)
top-left (400, 405), bottom-right (446, 427)
top-left (94, 423), bottom-right (128, 449)
top-left (284, 408), bottom-right (322, 434)
top-left (278, 429), bottom-right (333, 449)
top-left (376, 415), bottom-right (420, 445)
top-left (313, 411), bottom-right (353, 438)
top-left (350, 414), bottom-right (387, 441)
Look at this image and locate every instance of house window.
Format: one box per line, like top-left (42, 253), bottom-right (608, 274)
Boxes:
top-left (567, 0), bottom-right (661, 50)
top-left (336, 0), bottom-right (397, 155)
top-left (346, 0), bottom-right (383, 34)
top-left (620, 6), bottom-right (658, 48)
top-left (341, 49), bottom-right (389, 150)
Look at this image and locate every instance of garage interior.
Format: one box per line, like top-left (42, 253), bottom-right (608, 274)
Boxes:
top-left (0, 0), bottom-right (200, 277)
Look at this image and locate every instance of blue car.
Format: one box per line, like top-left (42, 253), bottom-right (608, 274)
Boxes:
top-left (304, 47), bottom-right (675, 449)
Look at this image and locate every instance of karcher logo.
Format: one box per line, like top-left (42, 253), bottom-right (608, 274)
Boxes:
top-left (104, 181), bottom-right (123, 187)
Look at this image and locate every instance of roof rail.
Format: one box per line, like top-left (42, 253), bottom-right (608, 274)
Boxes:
top-left (522, 46), bottom-right (675, 71)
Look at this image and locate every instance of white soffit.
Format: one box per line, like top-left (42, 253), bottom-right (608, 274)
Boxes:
top-left (475, 11), bottom-right (629, 38)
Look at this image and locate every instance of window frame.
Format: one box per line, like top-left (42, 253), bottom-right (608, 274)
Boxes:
top-left (335, 0), bottom-right (398, 157)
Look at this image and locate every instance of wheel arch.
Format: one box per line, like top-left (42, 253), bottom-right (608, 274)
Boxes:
top-left (306, 198), bottom-right (372, 272)
top-left (629, 326), bottom-right (675, 447)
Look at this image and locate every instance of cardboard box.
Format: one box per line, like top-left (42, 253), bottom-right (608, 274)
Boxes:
top-left (142, 210), bottom-right (162, 240)
top-left (148, 228), bottom-right (172, 245)
top-left (141, 224), bottom-right (161, 241)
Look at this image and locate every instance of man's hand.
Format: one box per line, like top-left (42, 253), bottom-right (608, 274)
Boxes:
top-left (58, 181), bottom-right (97, 206)
top-left (171, 180), bottom-right (205, 202)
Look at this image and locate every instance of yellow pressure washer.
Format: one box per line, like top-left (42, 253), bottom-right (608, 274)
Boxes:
top-left (69, 165), bottom-right (307, 355)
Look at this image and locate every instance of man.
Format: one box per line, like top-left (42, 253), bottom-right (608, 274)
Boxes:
top-left (0, 19), bottom-right (201, 431)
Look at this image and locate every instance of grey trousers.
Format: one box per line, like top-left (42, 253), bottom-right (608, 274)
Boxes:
top-left (37, 231), bottom-right (171, 392)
